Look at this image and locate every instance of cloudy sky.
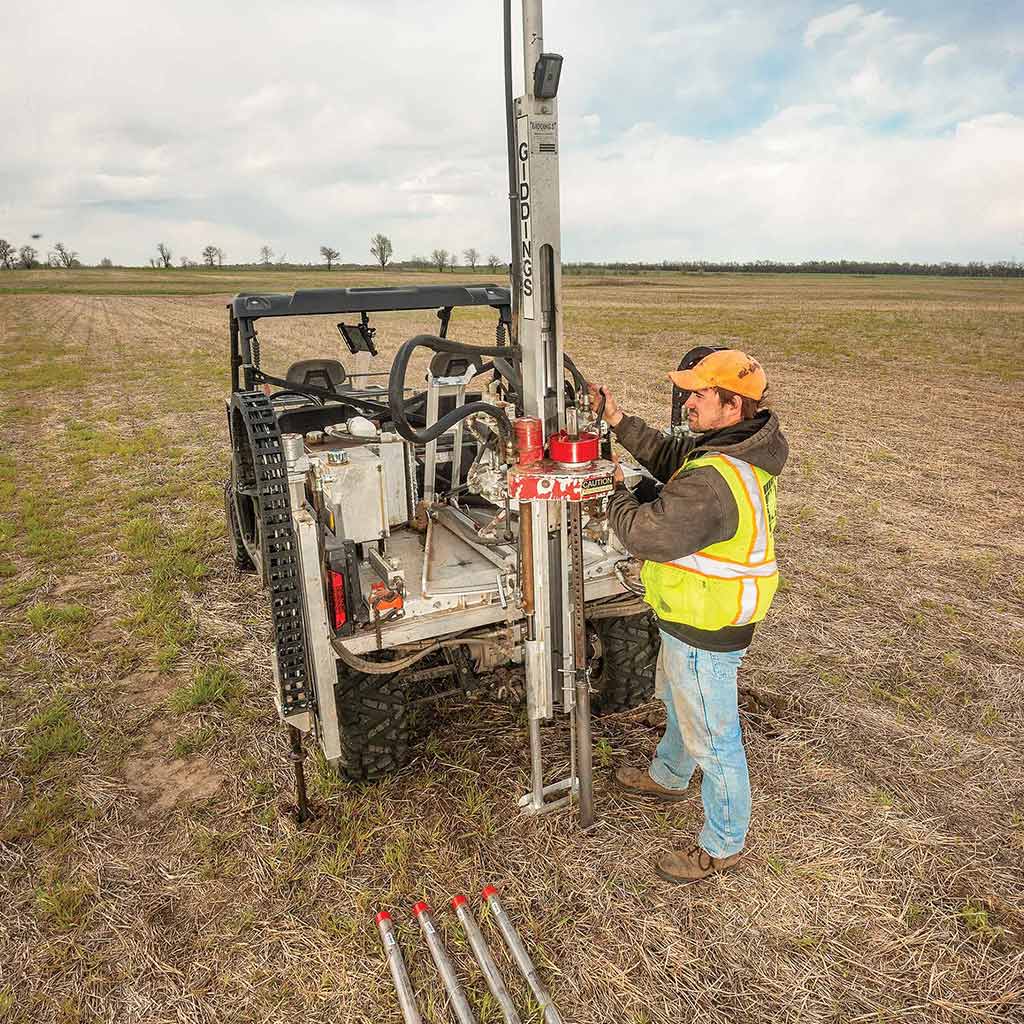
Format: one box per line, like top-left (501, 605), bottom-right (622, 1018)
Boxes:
top-left (2, 1), bottom-right (1022, 266)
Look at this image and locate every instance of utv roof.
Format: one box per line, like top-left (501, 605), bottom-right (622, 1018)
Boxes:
top-left (230, 284), bottom-right (511, 319)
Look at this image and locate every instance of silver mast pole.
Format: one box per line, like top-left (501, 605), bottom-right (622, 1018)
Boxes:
top-left (516, 0), bottom-right (575, 816)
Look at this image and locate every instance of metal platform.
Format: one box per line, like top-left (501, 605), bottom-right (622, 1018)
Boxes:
top-left (339, 517), bottom-right (627, 654)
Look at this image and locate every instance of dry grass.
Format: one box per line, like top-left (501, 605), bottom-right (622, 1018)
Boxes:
top-left (1, 270), bottom-right (1022, 1023)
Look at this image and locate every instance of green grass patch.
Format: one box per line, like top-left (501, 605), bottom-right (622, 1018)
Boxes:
top-left (33, 877), bottom-right (94, 930)
top-left (26, 601), bottom-right (89, 644)
top-left (0, 454), bottom-right (15, 503)
top-left (123, 515), bottom-right (214, 591)
top-left (172, 724), bottom-right (217, 757)
top-left (63, 421), bottom-right (166, 467)
top-left (22, 697), bottom-right (88, 772)
top-left (124, 481), bottom-right (188, 510)
top-left (169, 664), bottom-right (244, 712)
top-left (0, 575), bottom-right (40, 608)
top-left (11, 482), bottom-right (82, 566)
top-left (0, 787), bottom-right (81, 842)
top-left (867, 678), bottom-right (926, 716)
top-left (0, 361), bottom-right (89, 394)
top-left (121, 588), bottom-right (197, 670)
top-left (308, 748), bottom-right (349, 800)
top-left (957, 900), bottom-right (1005, 941)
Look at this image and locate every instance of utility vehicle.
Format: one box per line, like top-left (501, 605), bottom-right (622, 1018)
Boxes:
top-left (224, 284), bottom-right (660, 808)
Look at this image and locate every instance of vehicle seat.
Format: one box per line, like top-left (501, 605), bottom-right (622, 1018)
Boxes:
top-left (286, 358), bottom-right (347, 393)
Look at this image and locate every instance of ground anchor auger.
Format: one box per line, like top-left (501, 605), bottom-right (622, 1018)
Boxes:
top-left (287, 725), bottom-right (314, 824)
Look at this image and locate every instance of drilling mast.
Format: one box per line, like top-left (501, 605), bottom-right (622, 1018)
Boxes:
top-left (508, 0), bottom-right (597, 825)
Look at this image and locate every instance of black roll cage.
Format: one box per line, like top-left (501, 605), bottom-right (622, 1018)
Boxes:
top-left (228, 284), bottom-right (512, 394)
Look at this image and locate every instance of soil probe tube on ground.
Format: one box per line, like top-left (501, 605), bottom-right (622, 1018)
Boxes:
top-left (482, 886), bottom-right (564, 1024)
top-left (451, 894), bottom-right (523, 1024)
top-left (412, 902), bottom-right (477, 1024)
top-left (375, 912), bottom-right (423, 1024)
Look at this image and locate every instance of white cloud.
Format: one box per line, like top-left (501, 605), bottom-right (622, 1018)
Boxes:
top-left (844, 63), bottom-right (892, 106)
top-left (561, 111), bottom-right (1024, 262)
top-left (804, 4), bottom-right (865, 48)
top-left (0, 2), bottom-right (1020, 266)
top-left (924, 44), bottom-right (959, 66)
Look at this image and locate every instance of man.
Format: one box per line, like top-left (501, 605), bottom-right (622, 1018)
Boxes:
top-left (591, 349), bottom-right (788, 885)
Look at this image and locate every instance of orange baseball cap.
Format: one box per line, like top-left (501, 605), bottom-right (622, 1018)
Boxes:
top-left (668, 349), bottom-right (767, 400)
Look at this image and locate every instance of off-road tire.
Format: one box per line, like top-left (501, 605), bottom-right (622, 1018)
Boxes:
top-left (335, 661), bottom-right (411, 782)
top-left (589, 612), bottom-right (660, 714)
top-left (224, 478), bottom-right (256, 572)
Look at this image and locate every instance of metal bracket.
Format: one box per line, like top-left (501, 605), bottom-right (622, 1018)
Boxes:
top-left (423, 368), bottom-right (479, 503)
top-left (368, 547), bottom-right (405, 591)
top-left (518, 776), bottom-right (579, 816)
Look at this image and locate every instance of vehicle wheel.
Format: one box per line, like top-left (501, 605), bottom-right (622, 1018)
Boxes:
top-left (224, 477), bottom-right (256, 572)
top-left (588, 612), bottom-right (660, 714)
top-left (334, 659), bottom-right (411, 782)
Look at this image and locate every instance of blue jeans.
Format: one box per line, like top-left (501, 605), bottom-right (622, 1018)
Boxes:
top-left (648, 630), bottom-right (750, 858)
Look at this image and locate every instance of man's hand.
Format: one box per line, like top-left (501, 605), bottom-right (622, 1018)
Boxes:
top-left (587, 382), bottom-right (624, 428)
top-left (612, 451), bottom-right (625, 487)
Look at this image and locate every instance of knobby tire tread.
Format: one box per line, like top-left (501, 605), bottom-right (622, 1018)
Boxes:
top-left (335, 663), bottom-right (411, 782)
top-left (591, 612), bottom-right (660, 714)
top-left (224, 478), bottom-right (256, 572)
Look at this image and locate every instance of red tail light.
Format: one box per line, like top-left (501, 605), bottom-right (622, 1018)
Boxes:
top-left (327, 569), bottom-right (347, 629)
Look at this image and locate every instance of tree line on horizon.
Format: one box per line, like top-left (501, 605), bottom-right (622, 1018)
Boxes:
top-left (2, 233), bottom-right (1020, 278)
top-left (563, 258), bottom-right (1024, 278)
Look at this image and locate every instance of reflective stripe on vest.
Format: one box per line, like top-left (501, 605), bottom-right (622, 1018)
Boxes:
top-left (640, 451), bottom-right (779, 630)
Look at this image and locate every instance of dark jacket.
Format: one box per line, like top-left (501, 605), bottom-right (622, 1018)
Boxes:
top-left (607, 411), bottom-right (788, 651)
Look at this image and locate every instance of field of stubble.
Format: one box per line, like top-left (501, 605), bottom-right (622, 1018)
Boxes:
top-left (1, 268), bottom-right (1022, 1024)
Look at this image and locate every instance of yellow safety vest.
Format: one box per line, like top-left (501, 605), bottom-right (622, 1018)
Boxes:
top-left (640, 452), bottom-right (779, 631)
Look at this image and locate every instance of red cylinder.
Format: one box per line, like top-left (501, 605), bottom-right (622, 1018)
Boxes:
top-left (514, 417), bottom-right (544, 465)
top-left (548, 430), bottom-right (599, 465)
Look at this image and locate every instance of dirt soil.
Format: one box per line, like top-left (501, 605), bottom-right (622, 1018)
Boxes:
top-left (1, 269), bottom-right (1022, 1023)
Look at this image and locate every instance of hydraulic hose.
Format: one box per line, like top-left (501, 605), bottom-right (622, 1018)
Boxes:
top-left (386, 335), bottom-right (590, 447)
top-left (563, 352), bottom-right (586, 398)
top-left (256, 370), bottom-right (430, 425)
top-left (388, 334), bottom-right (515, 447)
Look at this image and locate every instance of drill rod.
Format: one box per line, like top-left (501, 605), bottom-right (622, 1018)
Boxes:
top-left (412, 902), bottom-right (477, 1024)
top-left (568, 502), bottom-right (595, 827)
top-left (451, 895), bottom-right (522, 1024)
top-left (482, 886), bottom-right (563, 1024)
top-left (375, 912), bottom-right (423, 1024)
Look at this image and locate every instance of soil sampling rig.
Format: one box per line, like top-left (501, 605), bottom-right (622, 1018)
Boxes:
top-left (225, 0), bottom-right (665, 827)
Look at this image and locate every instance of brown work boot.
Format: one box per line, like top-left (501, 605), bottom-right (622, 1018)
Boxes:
top-left (654, 843), bottom-right (744, 885)
top-left (614, 765), bottom-right (691, 802)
